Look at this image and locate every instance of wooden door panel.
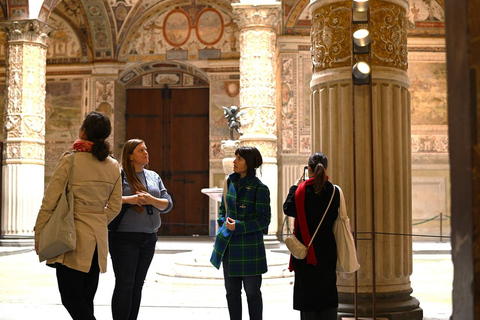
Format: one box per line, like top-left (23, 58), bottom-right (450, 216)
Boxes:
top-left (126, 87), bottom-right (209, 236)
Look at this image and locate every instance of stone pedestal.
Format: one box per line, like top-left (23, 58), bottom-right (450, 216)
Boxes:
top-left (0, 20), bottom-right (50, 244)
top-left (309, 0), bottom-right (421, 318)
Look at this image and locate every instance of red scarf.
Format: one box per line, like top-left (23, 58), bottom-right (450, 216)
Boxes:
top-left (73, 139), bottom-right (93, 152)
top-left (289, 175), bottom-right (330, 271)
top-left (288, 177), bottom-right (317, 271)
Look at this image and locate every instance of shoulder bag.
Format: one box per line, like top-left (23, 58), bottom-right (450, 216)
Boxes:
top-left (38, 152), bottom-right (76, 262)
top-left (285, 186), bottom-right (335, 260)
top-left (333, 185), bottom-right (360, 273)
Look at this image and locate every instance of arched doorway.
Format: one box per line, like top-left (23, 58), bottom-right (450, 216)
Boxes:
top-left (121, 62), bottom-right (210, 236)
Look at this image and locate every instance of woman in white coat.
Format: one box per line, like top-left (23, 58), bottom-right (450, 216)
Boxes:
top-left (34, 111), bottom-right (122, 320)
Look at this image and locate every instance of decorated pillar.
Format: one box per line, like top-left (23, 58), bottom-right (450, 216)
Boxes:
top-left (232, 2), bottom-right (281, 237)
top-left (0, 20), bottom-right (50, 243)
top-left (309, 0), bottom-right (421, 318)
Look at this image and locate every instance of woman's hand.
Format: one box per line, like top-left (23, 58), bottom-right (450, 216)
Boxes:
top-left (295, 173), bottom-right (305, 186)
top-left (123, 194), bottom-right (148, 206)
top-left (226, 217), bottom-right (236, 231)
top-left (127, 191), bottom-right (170, 211)
top-left (136, 191), bottom-right (153, 205)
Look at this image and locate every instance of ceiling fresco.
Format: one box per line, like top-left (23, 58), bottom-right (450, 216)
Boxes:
top-left (0, 0), bottom-right (446, 63)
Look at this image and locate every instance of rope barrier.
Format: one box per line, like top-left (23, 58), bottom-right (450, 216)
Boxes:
top-left (279, 213), bottom-right (451, 241)
top-left (412, 215), bottom-right (440, 225)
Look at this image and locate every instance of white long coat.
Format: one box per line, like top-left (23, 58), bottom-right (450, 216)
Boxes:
top-left (34, 151), bottom-right (122, 273)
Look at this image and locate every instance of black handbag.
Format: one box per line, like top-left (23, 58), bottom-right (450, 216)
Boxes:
top-left (108, 170), bottom-right (129, 232)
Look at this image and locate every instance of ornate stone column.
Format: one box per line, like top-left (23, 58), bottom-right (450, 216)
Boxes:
top-left (309, 0), bottom-right (421, 318)
top-left (0, 20), bottom-right (50, 244)
top-left (232, 2), bottom-right (281, 238)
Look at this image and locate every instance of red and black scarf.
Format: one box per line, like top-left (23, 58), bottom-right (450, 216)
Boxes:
top-left (73, 139), bottom-right (93, 152)
top-left (289, 177), bottom-right (320, 271)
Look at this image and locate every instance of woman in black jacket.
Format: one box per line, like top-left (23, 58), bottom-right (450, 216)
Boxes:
top-left (283, 152), bottom-right (341, 320)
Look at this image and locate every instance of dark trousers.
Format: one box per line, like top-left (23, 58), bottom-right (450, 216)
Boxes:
top-left (56, 247), bottom-right (99, 320)
top-left (300, 308), bottom-right (338, 320)
top-left (222, 249), bottom-right (263, 320)
top-left (109, 231), bottom-right (157, 320)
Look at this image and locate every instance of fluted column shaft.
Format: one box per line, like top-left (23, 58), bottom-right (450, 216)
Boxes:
top-left (309, 0), bottom-right (420, 318)
top-left (0, 20), bottom-right (50, 240)
top-left (232, 3), bottom-right (281, 235)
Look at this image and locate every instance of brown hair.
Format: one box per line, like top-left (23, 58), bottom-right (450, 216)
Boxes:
top-left (235, 146), bottom-right (263, 176)
top-left (81, 111), bottom-right (112, 161)
top-left (121, 139), bottom-right (148, 212)
top-left (308, 152), bottom-right (328, 195)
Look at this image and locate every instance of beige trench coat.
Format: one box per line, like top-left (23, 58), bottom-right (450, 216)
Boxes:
top-left (34, 151), bottom-right (122, 273)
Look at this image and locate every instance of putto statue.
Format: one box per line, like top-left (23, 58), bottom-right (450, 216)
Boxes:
top-left (223, 105), bottom-right (244, 140)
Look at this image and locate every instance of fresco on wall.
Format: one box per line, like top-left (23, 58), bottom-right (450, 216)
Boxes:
top-left (409, 62), bottom-right (447, 126)
top-left (280, 56), bottom-right (296, 153)
top-left (120, 6), bottom-right (238, 61)
top-left (407, 0), bottom-right (445, 36)
top-left (46, 13), bottom-right (85, 63)
top-left (196, 8), bottom-right (224, 46)
top-left (283, 0), bottom-right (310, 35)
top-left (210, 78), bottom-right (240, 138)
top-left (45, 81), bottom-right (83, 141)
top-left (209, 75), bottom-right (240, 159)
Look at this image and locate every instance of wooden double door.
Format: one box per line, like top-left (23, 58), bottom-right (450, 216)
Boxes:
top-left (126, 87), bottom-right (209, 236)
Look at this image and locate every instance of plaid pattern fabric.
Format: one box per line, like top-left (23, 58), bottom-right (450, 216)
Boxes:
top-left (210, 172), bottom-right (271, 276)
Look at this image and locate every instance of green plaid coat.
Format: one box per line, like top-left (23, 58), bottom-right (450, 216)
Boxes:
top-left (210, 172), bottom-right (271, 276)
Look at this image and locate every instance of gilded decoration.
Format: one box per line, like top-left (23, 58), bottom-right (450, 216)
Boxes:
top-left (5, 141), bottom-right (44, 161)
top-left (242, 139), bottom-right (277, 159)
top-left (370, 2), bottom-right (408, 70)
top-left (239, 29), bottom-right (276, 108)
top-left (310, 3), bottom-right (350, 72)
top-left (241, 106), bottom-right (277, 138)
top-left (0, 19), bottom-right (51, 45)
top-left (4, 41), bottom-right (47, 143)
top-left (233, 5), bottom-right (281, 30)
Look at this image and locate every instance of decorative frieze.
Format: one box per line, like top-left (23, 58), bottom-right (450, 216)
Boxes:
top-left (0, 20), bottom-right (51, 45)
top-left (310, 2), bottom-right (350, 71)
top-left (370, 2), bottom-right (409, 70)
top-left (3, 20), bottom-right (48, 162)
top-left (233, 5), bottom-right (281, 30)
top-left (4, 141), bottom-right (45, 163)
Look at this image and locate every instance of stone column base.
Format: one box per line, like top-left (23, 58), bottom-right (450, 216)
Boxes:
top-left (338, 290), bottom-right (423, 320)
top-left (0, 235), bottom-right (34, 247)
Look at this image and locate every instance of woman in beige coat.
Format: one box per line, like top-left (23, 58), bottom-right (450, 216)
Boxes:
top-left (34, 111), bottom-right (122, 320)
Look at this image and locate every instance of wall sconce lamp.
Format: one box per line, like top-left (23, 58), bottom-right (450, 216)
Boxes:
top-left (352, 61), bottom-right (371, 85)
top-left (353, 0), bottom-right (369, 23)
top-left (353, 29), bottom-right (371, 54)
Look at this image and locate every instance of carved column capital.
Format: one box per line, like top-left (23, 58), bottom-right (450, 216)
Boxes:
top-left (0, 19), bottom-right (52, 46)
top-left (232, 3), bottom-right (281, 31)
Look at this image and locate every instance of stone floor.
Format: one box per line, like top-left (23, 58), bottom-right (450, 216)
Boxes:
top-left (0, 237), bottom-right (452, 320)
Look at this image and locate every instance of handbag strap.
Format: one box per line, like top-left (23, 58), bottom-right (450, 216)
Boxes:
top-left (306, 186), bottom-right (336, 249)
top-left (67, 151), bottom-right (75, 189)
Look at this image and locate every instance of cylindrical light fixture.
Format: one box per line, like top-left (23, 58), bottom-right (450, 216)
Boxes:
top-left (353, 0), bottom-right (369, 12)
top-left (353, 29), bottom-right (371, 53)
top-left (353, 0), bottom-right (369, 23)
top-left (352, 61), bottom-right (371, 85)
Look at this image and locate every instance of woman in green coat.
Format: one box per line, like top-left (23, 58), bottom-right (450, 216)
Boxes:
top-left (210, 146), bottom-right (271, 320)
